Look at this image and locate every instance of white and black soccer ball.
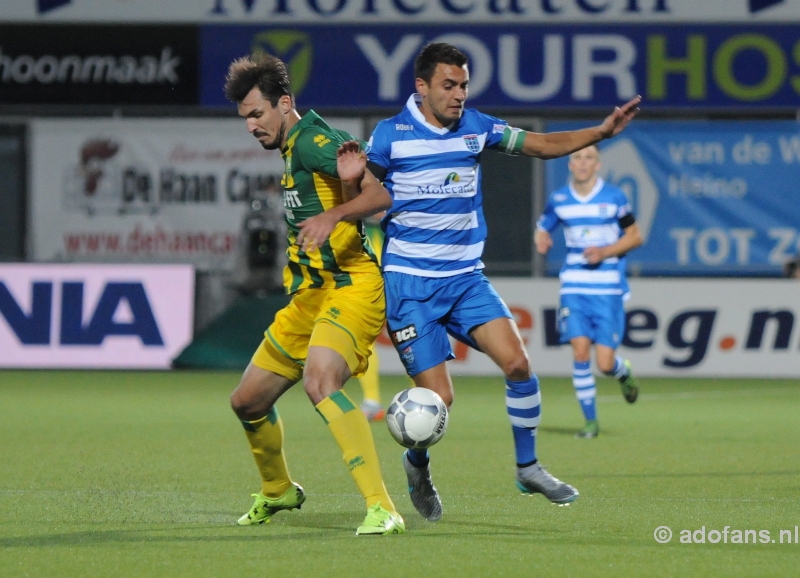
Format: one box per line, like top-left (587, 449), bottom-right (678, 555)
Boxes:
top-left (386, 388), bottom-right (448, 449)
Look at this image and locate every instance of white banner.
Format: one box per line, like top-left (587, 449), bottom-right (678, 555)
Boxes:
top-left (30, 118), bottom-right (362, 271)
top-left (0, 264), bottom-right (194, 369)
top-left (375, 279), bottom-right (800, 378)
top-left (6, 0), bottom-right (799, 23)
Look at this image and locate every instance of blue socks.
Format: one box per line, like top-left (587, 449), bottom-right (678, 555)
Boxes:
top-left (505, 375), bottom-right (541, 467)
top-left (406, 448), bottom-right (429, 468)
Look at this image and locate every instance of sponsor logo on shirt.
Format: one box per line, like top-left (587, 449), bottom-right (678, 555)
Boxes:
top-left (492, 124), bottom-right (506, 134)
top-left (395, 124), bottom-right (413, 131)
top-left (443, 172), bottom-right (460, 185)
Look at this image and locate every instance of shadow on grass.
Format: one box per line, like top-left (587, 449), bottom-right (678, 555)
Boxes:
top-left (538, 425), bottom-right (582, 436)
top-left (1, 510), bottom-right (576, 547)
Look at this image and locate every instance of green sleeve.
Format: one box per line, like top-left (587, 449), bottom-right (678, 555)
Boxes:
top-left (296, 128), bottom-right (346, 179)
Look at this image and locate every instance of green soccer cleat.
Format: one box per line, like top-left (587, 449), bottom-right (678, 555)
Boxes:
top-left (237, 483), bottom-right (306, 526)
top-left (355, 503), bottom-right (405, 536)
top-left (575, 419), bottom-right (599, 439)
top-left (620, 359), bottom-right (639, 404)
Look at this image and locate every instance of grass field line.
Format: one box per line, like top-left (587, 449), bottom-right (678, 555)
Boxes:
top-left (595, 386), bottom-right (799, 403)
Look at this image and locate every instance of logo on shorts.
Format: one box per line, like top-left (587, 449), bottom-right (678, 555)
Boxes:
top-left (327, 307), bottom-right (341, 319)
top-left (391, 324), bottom-right (417, 344)
top-left (401, 346), bottom-right (414, 365)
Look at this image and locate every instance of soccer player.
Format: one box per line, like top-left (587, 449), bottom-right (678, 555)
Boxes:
top-left (358, 215), bottom-right (387, 422)
top-left (535, 145), bottom-right (643, 439)
top-left (224, 53), bottom-right (404, 535)
top-left (365, 42), bottom-right (640, 520)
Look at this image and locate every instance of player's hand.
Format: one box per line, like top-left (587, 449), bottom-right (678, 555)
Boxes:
top-left (598, 95), bottom-right (641, 139)
top-left (583, 246), bottom-right (607, 264)
top-left (337, 140), bottom-right (366, 184)
top-left (296, 211), bottom-right (339, 253)
top-left (535, 229), bottom-right (553, 255)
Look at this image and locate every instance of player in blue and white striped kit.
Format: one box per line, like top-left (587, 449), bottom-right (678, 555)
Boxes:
top-left (365, 42), bottom-right (641, 520)
top-left (536, 145), bottom-right (643, 439)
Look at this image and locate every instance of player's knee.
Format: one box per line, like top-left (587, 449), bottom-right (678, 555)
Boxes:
top-left (302, 372), bottom-right (342, 405)
top-left (437, 389), bottom-right (454, 408)
top-left (597, 358), bottom-right (615, 374)
top-left (500, 354), bottom-right (531, 382)
top-left (230, 388), bottom-right (268, 420)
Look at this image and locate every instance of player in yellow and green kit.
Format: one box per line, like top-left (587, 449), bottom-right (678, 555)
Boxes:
top-left (358, 217), bottom-right (386, 421)
top-left (224, 53), bottom-right (404, 535)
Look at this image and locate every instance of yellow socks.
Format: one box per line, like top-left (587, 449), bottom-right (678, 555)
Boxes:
top-left (316, 390), bottom-right (396, 513)
top-left (240, 407), bottom-right (292, 498)
top-left (358, 351), bottom-right (381, 404)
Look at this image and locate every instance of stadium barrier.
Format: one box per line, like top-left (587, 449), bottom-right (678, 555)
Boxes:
top-left (0, 263), bottom-right (194, 369)
top-left (170, 278), bottom-right (799, 378)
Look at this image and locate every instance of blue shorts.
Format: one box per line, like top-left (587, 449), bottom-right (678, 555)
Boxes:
top-left (384, 271), bottom-right (512, 376)
top-left (558, 293), bottom-right (625, 349)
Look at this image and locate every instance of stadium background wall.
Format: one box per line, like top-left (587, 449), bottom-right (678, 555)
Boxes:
top-left (0, 11), bottom-right (798, 374)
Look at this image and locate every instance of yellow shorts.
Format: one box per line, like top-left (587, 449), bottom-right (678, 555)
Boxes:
top-left (251, 271), bottom-right (385, 382)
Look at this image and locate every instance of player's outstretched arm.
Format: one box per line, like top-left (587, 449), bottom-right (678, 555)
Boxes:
top-left (296, 141), bottom-right (392, 253)
top-left (520, 95), bottom-right (642, 160)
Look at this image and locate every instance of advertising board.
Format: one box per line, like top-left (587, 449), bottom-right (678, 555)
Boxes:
top-left (0, 25), bottom-right (199, 105)
top-left (545, 121), bottom-right (800, 275)
top-left (374, 279), bottom-right (800, 377)
top-left (29, 118), bottom-right (362, 271)
top-left (8, 0), bottom-right (799, 23)
top-left (0, 264), bottom-right (194, 369)
top-left (200, 24), bottom-right (800, 110)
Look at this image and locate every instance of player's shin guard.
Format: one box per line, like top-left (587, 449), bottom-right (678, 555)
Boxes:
top-left (506, 375), bottom-right (541, 467)
top-left (573, 360), bottom-right (597, 421)
top-left (316, 390), bottom-right (397, 514)
top-left (240, 407), bottom-right (293, 498)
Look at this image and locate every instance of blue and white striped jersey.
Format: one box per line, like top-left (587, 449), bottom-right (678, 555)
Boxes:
top-left (366, 94), bottom-right (509, 277)
top-left (537, 178), bottom-right (632, 296)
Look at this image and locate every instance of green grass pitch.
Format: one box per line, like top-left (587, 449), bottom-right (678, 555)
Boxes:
top-left (1, 370), bottom-right (799, 578)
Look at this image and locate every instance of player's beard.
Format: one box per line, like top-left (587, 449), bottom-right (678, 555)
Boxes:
top-left (256, 118), bottom-right (286, 150)
top-left (430, 101), bottom-right (462, 128)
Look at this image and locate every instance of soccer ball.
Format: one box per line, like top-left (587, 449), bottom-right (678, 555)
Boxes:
top-left (386, 388), bottom-right (448, 449)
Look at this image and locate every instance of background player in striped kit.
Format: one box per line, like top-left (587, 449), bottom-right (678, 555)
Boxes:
top-left (536, 145), bottom-right (643, 439)
top-left (365, 42), bottom-right (641, 520)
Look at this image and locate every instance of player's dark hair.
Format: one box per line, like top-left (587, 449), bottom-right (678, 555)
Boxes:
top-left (224, 52), bottom-right (294, 106)
top-left (414, 43), bottom-right (469, 84)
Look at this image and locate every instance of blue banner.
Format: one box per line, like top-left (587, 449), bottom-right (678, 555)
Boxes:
top-left (201, 24), bottom-right (800, 109)
top-left (544, 121), bottom-right (800, 276)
